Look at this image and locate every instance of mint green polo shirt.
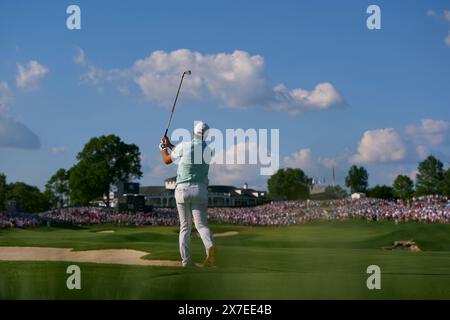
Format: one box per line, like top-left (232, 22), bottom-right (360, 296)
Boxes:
top-left (171, 137), bottom-right (212, 186)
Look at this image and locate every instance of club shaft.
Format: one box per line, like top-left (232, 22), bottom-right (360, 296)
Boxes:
top-left (164, 73), bottom-right (186, 136)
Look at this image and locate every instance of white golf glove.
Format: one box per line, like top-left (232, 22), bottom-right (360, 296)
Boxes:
top-left (159, 142), bottom-right (167, 151)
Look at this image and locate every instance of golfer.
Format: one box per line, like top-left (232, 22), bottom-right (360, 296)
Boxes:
top-left (160, 121), bottom-right (216, 267)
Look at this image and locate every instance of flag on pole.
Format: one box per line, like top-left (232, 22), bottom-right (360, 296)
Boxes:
top-left (332, 166), bottom-right (336, 187)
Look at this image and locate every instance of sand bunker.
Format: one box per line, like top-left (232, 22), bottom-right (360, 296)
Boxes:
top-left (96, 230), bottom-right (115, 234)
top-left (214, 231), bottom-right (239, 238)
top-left (383, 240), bottom-right (421, 252)
top-left (0, 247), bottom-right (181, 267)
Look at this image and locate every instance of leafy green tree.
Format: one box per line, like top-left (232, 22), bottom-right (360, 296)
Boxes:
top-left (442, 168), bottom-right (450, 197)
top-left (392, 175), bottom-right (414, 200)
top-left (345, 165), bottom-right (369, 193)
top-left (45, 168), bottom-right (69, 208)
top-left (415, 155), bottom-right (444, 196)
top-left (6, 182), bottom-right (49, 213)
top-left (69, 135), bottom-right (142, 206)
top-left (69, 161), bottom-right (110, 206)
top-left (0, 173), bottom-right (7, 211)
top-left (268, 168), bottom-right (310, 200)
top-left (367, 185), bottom-right (395, 199)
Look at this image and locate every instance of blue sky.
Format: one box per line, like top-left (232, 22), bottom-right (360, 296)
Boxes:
top-left (1, 0), bottom-right (449, 191)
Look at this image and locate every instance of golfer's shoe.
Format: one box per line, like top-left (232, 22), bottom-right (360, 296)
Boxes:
top-left (182, 261), bottom-right (195, 268)
top-left (202, 246), bottom-right (216, 267)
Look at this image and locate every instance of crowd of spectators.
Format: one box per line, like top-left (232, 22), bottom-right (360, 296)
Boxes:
top-left (37, 207), bottom-right (179, 226)
top-left (327, 195), bottom-right (450, 223)
top-left (0, 213), bottom-right (41, 228)
top-left (0, 207), bottom-right (179, 228)
top-left (1, 195), bottom-right (449, 229)
top-left (208, 201), bottom-right (309, 225)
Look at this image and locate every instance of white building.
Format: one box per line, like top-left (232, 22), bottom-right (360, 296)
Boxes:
top-left (140, 177), bottom-right (267, 208)
top-left (351, 192), bottom-right (366, 200)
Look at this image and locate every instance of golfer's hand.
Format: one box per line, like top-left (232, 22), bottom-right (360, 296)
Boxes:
top-left (161, 135), bottom-right (174, 149)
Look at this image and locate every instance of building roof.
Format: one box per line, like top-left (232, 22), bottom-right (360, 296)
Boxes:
top-left (140, 184), bottom-right (266, 199)
top-left (244, 188), bottom-right (267, 194)
top-left (208, 185), bottom-right (237, 193)
top-left (208, 185), bottom-right (266, 199)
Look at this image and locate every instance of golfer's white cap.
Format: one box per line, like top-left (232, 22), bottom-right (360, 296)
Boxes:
top-left (194, 121), bottom-right (210, 138)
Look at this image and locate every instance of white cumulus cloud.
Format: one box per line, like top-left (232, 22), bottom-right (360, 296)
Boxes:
top-left (427, 9), bottom-right (450, 47)
top-left (350, 128), bottom-right (406, 164)
top-left (445, 31), bottom-right (450, 47)
top-left (405, 118), bottom-right (450, 146)
top-left (209, 141), bottom-right (264, 187)
top-left (283, 148), bottom-right (313, 169)
top-left (444, 10), bottom-right (450, 22)
top-left (415, 145), bottom-right (429, 158)
top-left (0, 80), bottom-right (41, 149)
top-left (16, 60), bottom-right (49, 90)
top-left (282, 148), bottom-right (348, 185)
top-left (273, 83), bottom-right (344, 115)
top-left (0, 114), bottom-right (40, 149)
top-left (76, 48), bottom-right (345, 114)
top-left (427, 9), bottom-right (436, 17)
top-left (74, 47), bottom-right (87, 65)
top-left (50, 146), bottom-right (66, 154)
top-left (0, 81), bottom-right (10, 114)
top-left (318, 157), bottom-right (338, 169)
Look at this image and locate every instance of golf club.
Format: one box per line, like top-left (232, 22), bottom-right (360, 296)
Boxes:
top-left (163, 70), bottom-right (191, 137)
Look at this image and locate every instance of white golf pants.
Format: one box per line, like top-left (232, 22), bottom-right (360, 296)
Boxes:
top-left (175, 182), bottom-right (214, 266)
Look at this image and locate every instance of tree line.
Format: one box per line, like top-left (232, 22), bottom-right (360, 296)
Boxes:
top-left (0, 173), bottom-right (49, 213)
top-left (1, 134), bottom-right (449, 212)
top-left (268, 155), bottom-right (450, 200)
top-left (0, 135), bottom-right (142, 212)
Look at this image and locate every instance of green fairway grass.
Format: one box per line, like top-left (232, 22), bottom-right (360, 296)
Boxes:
top-left (1, 220), bottom-right (450, 299)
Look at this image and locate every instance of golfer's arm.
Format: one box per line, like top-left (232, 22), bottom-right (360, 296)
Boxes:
top-left (162, 149), bottom-right (173, 165)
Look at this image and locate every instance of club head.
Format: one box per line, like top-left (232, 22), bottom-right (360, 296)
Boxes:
top-left (184, 70), bottom-right (192, 75)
